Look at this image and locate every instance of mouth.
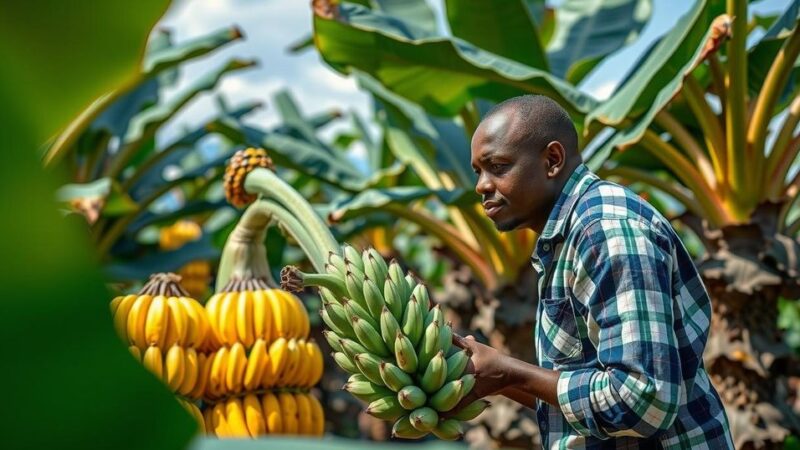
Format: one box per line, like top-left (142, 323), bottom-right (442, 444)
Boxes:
top-left (482, 202), bottom-right (504, 218)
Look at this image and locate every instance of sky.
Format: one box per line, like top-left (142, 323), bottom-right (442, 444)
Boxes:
top-left (155, 0), bottom-right (792, 148)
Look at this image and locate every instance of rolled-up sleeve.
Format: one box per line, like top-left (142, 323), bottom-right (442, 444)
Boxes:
top-left (556, 218), bottom-right (683, 439)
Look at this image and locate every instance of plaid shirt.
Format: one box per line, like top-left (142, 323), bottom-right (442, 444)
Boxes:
top-left (531, 164), bottom-right (733, 449)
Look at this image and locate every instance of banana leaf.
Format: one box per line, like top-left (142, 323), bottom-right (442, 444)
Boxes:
top-left (747, 1), bottom-right (800, 110)
top-left (314, 2), bottom-right (599, 118)
top-left (330, 185), bottom-right (478, 222)
top-left (274, 90), bottom-right (332, 152)
top-left (372, 0), bottom-right (438, 37)
top-left (105, 234), bottom-right (220, 280)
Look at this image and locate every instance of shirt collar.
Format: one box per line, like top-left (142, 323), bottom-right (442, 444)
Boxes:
top-left (538, 163), bottom-right (597, 245)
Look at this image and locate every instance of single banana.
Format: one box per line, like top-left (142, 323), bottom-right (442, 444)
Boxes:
top-left (327, 251), bottom-right (347, 278)
top-left (260, 353), bottom-right (276, 389)
top-left (362, 277), bottom-right (385, 319)
top-left (411, 283), bottom-right (430, 311)
top-left (342, 299), bottom-right (378, 330)
top-left (432, 419), bottom-right (464, 440)
top-left (262, 392), bottom-right (283, 434)
top-left (178, 348), bottom-right (199, 396)
top-left (142, 345), bottom-right (163, 379)
top-left (236, 290), bottom-right (255, 348)
top-left (439, 321), bottom-right (453, 357)
top-left (212, 402), bottom-right (231, 437)
top-left (164, 345), bottom-right (186, 391)
top-left (322, 329), bottom-right (344, 353)
top-left (178, 297), bottom-right (200, 348)
top-left (265, 289), bottom-right (290, 339)
top-left (290, 294), bottom-right (310, 339)
top-left (278, 338), bottom-right (300, 386)
top-left (110, 295), bottom-right (123, 316)
top-left (409, 407), bottom-right (438, 432)
top-left (397, 385), bottom-right (427, 410)
top-left (450, 399), bottom-right (489, 421)
top-left (112, 294), bottom-right (137, 342)
top-left (218, 292), bottom-right (238, 345)
top-left (344, 377), bottom-right (394, 403)
top-left (354, 352), bottom-right (384, 385)
top-left (308, 393), bottom-right (326, 436)
top-left (424, 303), bottom-right (444, 329)
top-left (394, 331), bottom-right (418, 374)
top-left (165, 297), bottom-right (187, 348)
top-left (295, 392), bottom-right (313, 435)
top-left (308, 340), bottom-right (324, 387)
top-left (417, 321), bottom-right (440, 370)
top-left (401, 297), bottom-right (423, 347)
top-left (243, 339), bottom-right (268, 391)
top-left (267, 337), bottom-right (289, 384)
top-left (225, 397), bottom-right (251, 437)
top-left (379, 361), bottom-right (413, 392)
top-left (333, 351), bottom-right (359, 374)
top-left (387, 260), bottom-right (408, 301)
top-left (405, 274), bottom-right (419, 305)
top-left (226, 342), bottom-right (248, 393)
top-left (344, 271), bottom-right (368, 311)
top-left (343, 244), bottom-right (365, 272)
top-left (392, 414), bottom-right (428, 439)
top-left (208, 346), bottom-right (230, 398)
top-left (127, 294), bottom-right (153, 349)
top-left (383, 278), bottom-right (404, 322)
top-left (243, 393), bottom-right (267, 437)
top-left (364, 248), bottom-right (388, 287)
top-left (420, 351), bottom-right (447, 393)
top-left (320, 308), bottom-right (349, 340)
top-left (352, 316), bottom-right (390, 357)
top-left (145, 295), bottom-right (169, 348)
top-left (252, 289), bottom-right (272, 342)
top-left (380, 306), bottom-right (401, 353)
top-left (446, 350), bottom-right (470, 382)
top-left (278, 392), bottom-right (299, 435)
top-left (366, 395), bottom-right (405, 421)
top-left (461, 373), bottom-right (476, 397)
top-left (188, 352), bottom-right (210, 399)
top-left (429, 378), bottom-right (463, 412)
top-left (291, 339), bottom-right (309, 386)
top-left (324, 298), bottom-right (358, 335)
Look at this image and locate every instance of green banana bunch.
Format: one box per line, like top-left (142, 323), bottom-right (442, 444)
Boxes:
top-left (280, 244), bottom-right (489, 440)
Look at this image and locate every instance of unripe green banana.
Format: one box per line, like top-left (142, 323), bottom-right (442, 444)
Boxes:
top-left (344, 378), bottom-right (394, 403)
top-left (405, 274), bottom-right (418, 301)
top-left (343, 244), bottom-right (365, 273)
top-left (320, 288), bottom-right (341, 305)
top-left (352, 316), bottom-right (390, 357)
top-left (394, 331), bottom-right (418, 374)
top-left (354, 352), bottom-right (384, 385)
top-left (420, 351), bottom-right (447, 393)
top-left (424, 304), bottom-right (444, 329)
top-left (460, 373), bottom-right (476, 397)
top-left (445, 349), bottom-right (470, 382)
top-left (327, 251), bottom-right (347, 278)
top-left (379, 361), bottom-right (414, 392)
top-left (333, 351), bottom-right (359, 374)
top-left (409, 407), bottom-right (438, 432)
top-left (438, 321), bottom-right (453, 356)
top-left (339, 337), bottom-right (370, 359)
top-left (324, 301), bottom-right (358, 339)
top-left (322, 329), bottom-right (344, 353)
top-left (417, 321), bottom-right (440, 370)
top-left (450, 399), bottom-right (489, 421)
top-left (402, 297), bottom-right (424, 346)
top-left (429, 379), bottom-right (463, 412)
top-left (363, 277), bottom-right (385, 318)
top-left (345, 271), bottom-right (368, 310)
top-left (411, 282), bottom-right (429, 310)
top-left (321, 309), bottom-right (349, 340)
top-left (387, 260), bottom-right (408, 301)
top-left (432, 418), bottom-right (463, 440)
top-left (383, 278), bottom-right (404, 321)
top-left (365, 249), bottom-right (388, 288)
top-left (380, 306), bottom-right (401, 353)
top-left (392, 415), bottom-right (429, 439)
top-left (366, 395), bottom-right (404, 421)
top-left (343, 298), bottom-right (378, 329)
top-left (397, 385), bottom-right (427, 410)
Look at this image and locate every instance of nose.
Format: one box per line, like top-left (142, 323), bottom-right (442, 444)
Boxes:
top-left (475, 172), bottom-right (494, 196)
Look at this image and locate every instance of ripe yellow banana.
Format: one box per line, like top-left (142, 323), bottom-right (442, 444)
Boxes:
top-left (145, 295), bottom-right (169, 348)
top-left (278, 392), bottom-right (298, 435)
top-left (308, 393), bottom-right (325, 436)
top-left (225, 397), bottom-right (251, 437)
top-left (218, 292), bottom-right (239, 345)
top-left (266, 289), bottom-right (292, 339)
top-left (226, 342), bottom-right (247, 394)
top-left (164, 345), bottom-right (186, 391)
top-left (188, 352), bottom-right (210, 399)
top-left (267, 337), bottom-right (289, 384)
top-left (212, 402), bottom-right (231, 437)
top-left (127, 294), bottom-right (153, 349)
top-left (236, 290), bottom-right (255, 348)
top-left (262, 392), bottom-right (283, 434)
top-left (295, 392), bottom-right (313, 435)
top-left (178, 298), bottom-right (199, 348)
top-left (204, 292), bottom-right (225, 346)
top-left (278, 338), bottom-right (300, 386)
top-left (112, 294), bottom-right (137, 342)
top-left (243, 393), bottom-right (266, 437)
top-left (208, 347), bottom-right (230, 399)
top-left (243, 339), bottom-right (268, 391)
top-left (288, 293), bottom-right (310, 339)
top-left (304, 340), bottom-right (323, 387)
top-left (165, 297), bottom-right (188, 347)
top-left (142, 345), bottom-right (163, 379)
top-left (252, 289), bottom-right (271, 342)
top-left (178, 348), bottom-right (199, 396)
top-left (260, 354), bottom-right (276, 389)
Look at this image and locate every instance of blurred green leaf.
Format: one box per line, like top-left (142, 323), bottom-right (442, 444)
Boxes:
top-left (57, 177), bottom-right (139, 217)
top-left (331, 185), bottom-right (477, 223)
top-left (373, 0), bottom-right (438, 37)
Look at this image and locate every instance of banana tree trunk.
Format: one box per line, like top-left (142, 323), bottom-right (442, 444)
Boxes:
top-left (696, 206), bottom-right (800, 449)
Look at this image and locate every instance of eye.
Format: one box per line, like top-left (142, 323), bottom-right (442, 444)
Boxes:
top-left (490, 163), bottom-right (507, 172)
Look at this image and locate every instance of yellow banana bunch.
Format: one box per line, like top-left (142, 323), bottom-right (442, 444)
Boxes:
top-left (158, 221), bottom-right (211, 299)
top-left (205, 281), bottom-right (310, 348)
top-left (130, 345), bottom-right (207, 398)
top-left (204, 338), bottom-right (323, 399)
top-left (159, 220), bottom-right (202, 251)
top-left (202, 392), bottom-right (324, 437)
top-left (111, 274), bottom-right (209, 351)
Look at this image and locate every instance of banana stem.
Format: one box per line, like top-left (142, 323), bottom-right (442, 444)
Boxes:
top-left (462, 205), bottom-right (514, 281)
top-left (708, 54), bottom-right (727, 107)
top-left (599, 164), bottom-right (706, 219)
top-left (243, 167), bottom-right (339, 256)
top-left (215, 202), bottom-right (276, 292)
top-left (655, 111), bottom-right (719, 190)
top-left (725, 0), bottom-right (752, 217)
top-left (682, 76), bottom-right (727, 185)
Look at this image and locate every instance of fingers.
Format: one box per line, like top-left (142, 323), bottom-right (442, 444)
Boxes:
top-left (452, 333), bottom-right (475, 350)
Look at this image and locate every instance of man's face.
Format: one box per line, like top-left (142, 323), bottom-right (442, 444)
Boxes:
top-left (470, 110), bottom-right (553, 233)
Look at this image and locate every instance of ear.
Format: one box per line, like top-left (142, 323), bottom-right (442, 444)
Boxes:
top-left (544, 141), bottom-right (566, 179)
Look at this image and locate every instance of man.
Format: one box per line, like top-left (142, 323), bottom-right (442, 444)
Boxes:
top-left (452, 95), bottom-right (734, 449)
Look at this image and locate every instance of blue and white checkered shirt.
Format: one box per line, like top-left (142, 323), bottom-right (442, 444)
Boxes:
top-left (531, 164), bottom-right (733, 449)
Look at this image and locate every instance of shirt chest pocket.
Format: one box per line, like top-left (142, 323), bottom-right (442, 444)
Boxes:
top-left (539, 296), bottom-right (583, 365)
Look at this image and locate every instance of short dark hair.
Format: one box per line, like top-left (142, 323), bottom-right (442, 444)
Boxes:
top-left (484, 95), bottom-right (579, 155)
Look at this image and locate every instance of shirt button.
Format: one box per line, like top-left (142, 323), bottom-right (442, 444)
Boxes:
top-left (542, 243), bottom-right (551, 252)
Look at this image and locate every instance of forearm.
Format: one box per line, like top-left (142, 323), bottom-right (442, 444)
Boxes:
top-left (499, 385), bottom-right (537, 409)
top-left (501, 354), bottom-right (560, 407)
